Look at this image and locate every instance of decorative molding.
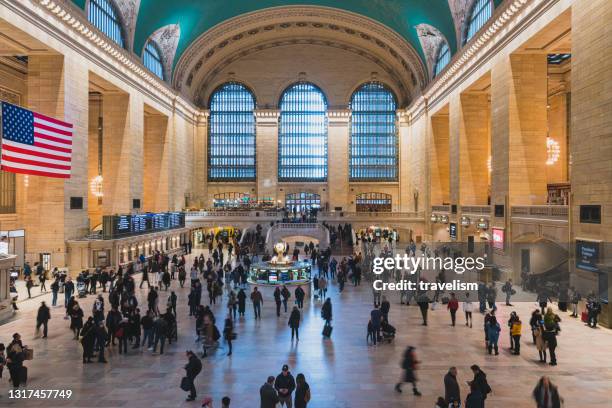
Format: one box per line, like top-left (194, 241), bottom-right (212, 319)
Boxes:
top-left (193, 38), bottom-right (411, 108)
top-left (254, 109), bottom-right (280, 126)
top-left (415, 24), bottom-right (449, 80)
top-left (148, 23), bottom-right (180, 82)
top-left (0, 85), bottom-right (21, 105)
top-left (327, 109), bottom-right (351, 125)
top-left (173, 6), bottom-right (427, 102)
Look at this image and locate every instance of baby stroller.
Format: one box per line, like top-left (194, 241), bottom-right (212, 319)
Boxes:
top-left (76, 281), bottom-right (87, 298)
top-left (200, 323), bottom-right (221, 357)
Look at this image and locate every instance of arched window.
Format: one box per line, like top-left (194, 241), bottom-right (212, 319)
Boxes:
top-left (279, 83), bottom-right (327, 182)
top-left (355, 192), bottom-right (392, 212)
top-left (350, 82), bottom-right (397, 181)
top-left (434, 42), bottom-right (451, 77)
top-left (88, 0), bottom-right (125, 48)
top-left (464, 0), bottom-right (494, 44)
top-left (208, 82), bottom-right (256, 181)
top-left (285, 192), bottom-right (321, 212)
top-left (143, 41), bottom-right (164, 80)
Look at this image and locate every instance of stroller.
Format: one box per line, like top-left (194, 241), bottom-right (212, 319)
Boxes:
top-left (380, 320), bottom-right (396, 343)
top-left (76, 281), bottom-right (87, 298)
top-left (200, 323), bottom-right (221, 357)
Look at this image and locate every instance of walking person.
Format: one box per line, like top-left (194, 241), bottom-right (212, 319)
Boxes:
top-left (183, 350), bottom-right (202, 401)
top-left (394, 346), bottom-right (422, 396)
top-left (274, 287), bottom-right (282, 317)
top-left (36, 301), bottom-right (51, 338)
top-left (80, 317), bottom-right (95, 363)
top-left (543, 308), bottom-right (560, 366)
top-left (502, 279), bottom-right (514, 306)
top-left (237, 288), bottom-right (246, 317)
top-left (532, 376), bottom-right (562, 408)
top-left (69, 302), bottom-right (84, 339)
top-left (463, 292), bottom-right (474, 327)
top-left (251, 287), bottom-right (263, 319)
top-left (275, 364), bottom-right (296, 408)
top-left (288, 306), bottom-right (301, 341)
top-left (295, 286), bottom-right (305, 309)
top-left (223, 316), bottom-right (234, 356)
top-left (294, 373), bottom-right (311, 408)
top-left (6, 333), bottom-right (28, 388)
top-left (321, 298), bottom-right (332, 337)
top-left (281, 285), bottom-right (291, 313)
top-left (447, 293), bottom-right (459, 327)
top-left (140, 266), bottom-right (150, 289)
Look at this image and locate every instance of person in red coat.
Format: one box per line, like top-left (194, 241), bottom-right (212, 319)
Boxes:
top-left (447, 292), bottom-right (459, 326)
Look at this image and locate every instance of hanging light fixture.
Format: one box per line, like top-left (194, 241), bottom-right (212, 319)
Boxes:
top-left (90, 175), bottom-right (103, 197)
top-left (546, 137), bottom-right (560, 165)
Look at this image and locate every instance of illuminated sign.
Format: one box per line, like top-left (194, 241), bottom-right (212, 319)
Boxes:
top-left (492, 228), bottom-right (504, 250)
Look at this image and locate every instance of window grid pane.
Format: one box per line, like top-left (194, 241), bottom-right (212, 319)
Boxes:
top-left (349, 82), bottom-right (397, 181)
top-left (88, 0), bottom-right (124, 48)
top-left (208, 83), bottom-right (256, 181)
top-left (434, 43), bottom-right (451, 77)
top-left (285, 192), bottom-right (321, 211)
top-left (465, 0), bottom-right (493, 43)
top-left (355, 192), bottom-right (392, 212)
top-left (0, 170), bottom-right (16, 214)
top-left (279, 83), bottom-right (327, 182)
top-left (144, 41), bottom-right (164, 80)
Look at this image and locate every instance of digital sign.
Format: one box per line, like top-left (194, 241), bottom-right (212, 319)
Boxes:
top-left (449, 223), bottom-right (457, 240)
top-left (576, 240), bottom-right (600, 272)
top-left (103, 212), bottom-right (185, 239)
top-left (492, 228), bottom-right (504, 250)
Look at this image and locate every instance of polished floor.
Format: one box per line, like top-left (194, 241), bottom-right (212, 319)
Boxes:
top-left (1, 248), bottom-right (611, 407)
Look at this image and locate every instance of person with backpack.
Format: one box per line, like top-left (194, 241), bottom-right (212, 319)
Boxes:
top-left (486, 315), bottom-right (501, 355)
top-left (543, 308), bottom-right (560, 366)
top-left (501, 279), bottom-right (514, 306)
top-left (183, 350), bottom-right (202, 401)
top-left (394, 346), bottom-right (421, 396)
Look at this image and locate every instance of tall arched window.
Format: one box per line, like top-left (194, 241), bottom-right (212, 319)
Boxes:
top-left (464, 0), bottom-right (493, 44)
top-left (88, 0), bottom-right (125, 48)
top-left (143, 41), bottom-right (164, 80)
top-left (350, 82), bottom-right (397, 181)
top-left (279, 83), bottom-right (327, 182)
top-left (434, 42), bottom-right (451, 77)
top-left (208, 82), bottom-right (256, 181)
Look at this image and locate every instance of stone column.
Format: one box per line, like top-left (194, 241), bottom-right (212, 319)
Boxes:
top-left (24, 54), bottom-right (89, 265)
top-left (102, 91), bottom-right (144, 214)
top-left (143, 112), bottom-right (169, 212)
top-left (571, 0), bottom-right (612, 273)
top-left (254, 109), bottom-right (280, 202)
top-left (430, 113), bottom-right (450, 206)
top-left (490, 53), bottom-right (548, 208)
top-left (327, 109), bottom-right (351, 211)
top-left (398, 111), bottom-right (411, 212)
top-left (193, 112), bottom-right (208, 207)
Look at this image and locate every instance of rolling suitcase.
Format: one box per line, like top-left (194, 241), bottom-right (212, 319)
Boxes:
top-left (20, 366), bottom-right (28, 385)
top-left (322, 324), bottom-right (333, 338)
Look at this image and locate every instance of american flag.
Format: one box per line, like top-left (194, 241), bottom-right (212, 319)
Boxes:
top-left (1, 102), bottom-right (72, 178)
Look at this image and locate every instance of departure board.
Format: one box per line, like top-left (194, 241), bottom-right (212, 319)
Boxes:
top-left (102, 212), bottom-right (185, 239)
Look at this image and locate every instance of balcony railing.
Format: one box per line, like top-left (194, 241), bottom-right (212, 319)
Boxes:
top-left (460, 205), bottom-right (491, 215)
top-left (511, 205), bottom-right (569, 221)
top-left (431, 205), bottom-right (451, 213)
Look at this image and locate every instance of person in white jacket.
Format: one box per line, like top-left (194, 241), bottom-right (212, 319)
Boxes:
top-left (463, 292), bottom-right (474, 328)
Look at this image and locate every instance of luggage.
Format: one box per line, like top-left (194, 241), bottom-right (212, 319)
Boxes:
top-left (24, 348), bottom-right (34, 361)
top-left (20, 366), bottom-right (28, 385)
top-left (180, 376), bottom-right (190, 391)
top-left (581, 311), bottom-right (588, 323)
top-left (322, 324), bottom-right (333, 338)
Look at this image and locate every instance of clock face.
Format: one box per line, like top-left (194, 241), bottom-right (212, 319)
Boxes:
top-left (274, 242), bottom-right (286, 254)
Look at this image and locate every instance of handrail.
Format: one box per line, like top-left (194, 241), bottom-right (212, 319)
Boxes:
top-left (511, 205), bottom-right (569, 219)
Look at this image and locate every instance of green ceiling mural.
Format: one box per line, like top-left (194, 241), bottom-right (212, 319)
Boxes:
top-left (72, 0), bottom-right (459, 68)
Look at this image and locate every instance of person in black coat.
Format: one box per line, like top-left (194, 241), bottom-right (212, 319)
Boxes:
top-left (321, 298), bottom-right (332, 327)
top-left (288, 307), bottom-right (301, 341)
top-left (274, 287), bottom-right (282, 317)
top-left (237, 289), bottom-right (247, 317)
top-left (532, 376), bottom-right (562, 408)
top-left (465, 381), bottom-right (485, 408)
top-left (275, 365), bottom-right (296, 407)
top-left (470, 365), bottom-right (491, 401)
top-left (294, 286), bottom-right (305, 309)
top-left (36, 302), bottom-right (51, 338)
top-left (80, 317), bottom-right (95, 363)
top-left (444, 367), bottom-right (461, 406)
top-left (94, 322), bottom-right (108, 363)
top-left (6, 333), bottom-right (26, 388)
top-left (281, 285), bottom-right (291, 313)
top-left (395, 346), bottom-right (421, 396)
top-left (183, 350), bottom-right (202, 401)
top-left (260, 375), bottom-right (280, 408)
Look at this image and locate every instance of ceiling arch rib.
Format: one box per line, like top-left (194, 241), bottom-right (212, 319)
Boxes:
top-left (145, 24), bottom-right (180, 82)
top-left (415, 24), bottom-right (449, 80)
top-left (174, 6), bottom-right (428, 107)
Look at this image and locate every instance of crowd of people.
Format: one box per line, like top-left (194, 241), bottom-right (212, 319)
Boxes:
top-left (1, 233), bottom-right (588, 408)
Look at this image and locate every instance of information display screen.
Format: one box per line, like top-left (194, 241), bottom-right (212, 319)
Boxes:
top-left (103, 212), bottom-right (185, 239)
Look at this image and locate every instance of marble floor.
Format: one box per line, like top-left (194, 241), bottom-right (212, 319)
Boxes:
top-left (1, 248), bottom-right (611, 408)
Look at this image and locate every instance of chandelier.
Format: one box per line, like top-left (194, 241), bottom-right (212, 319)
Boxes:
top-left (90, 175), bottom-right (103, 198)
top-left (546, 137), bottom-right (560, 165)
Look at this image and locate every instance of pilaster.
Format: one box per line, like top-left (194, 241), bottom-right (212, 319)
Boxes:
top-left (255, 109), bottom-right (280, 201)
top-left (327, 109), bottom-right (351, 211)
